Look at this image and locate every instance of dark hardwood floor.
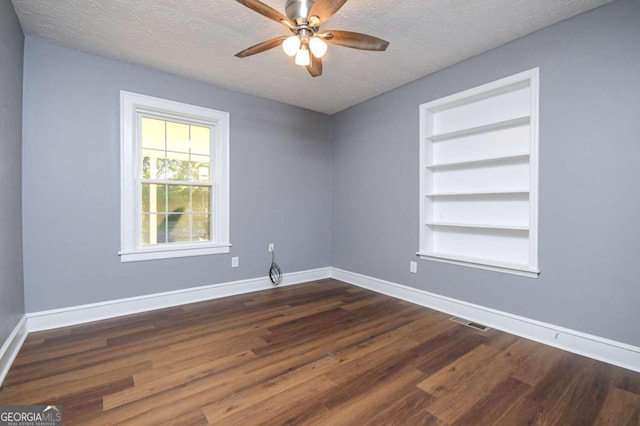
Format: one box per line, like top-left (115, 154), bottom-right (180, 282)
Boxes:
top-left (1, 279), bottom-right (639, 425)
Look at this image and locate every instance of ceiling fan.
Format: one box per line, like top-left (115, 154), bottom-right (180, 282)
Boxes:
top-left (234, 0), bottom-right (390, 77)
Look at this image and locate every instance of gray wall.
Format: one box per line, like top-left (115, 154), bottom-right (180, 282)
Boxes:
top-left (22, 39), bottom-right (333, 312)
top-left (332, 0), bottom-right (640, 346)
top-left (0, 1), bottom-right (25, 343)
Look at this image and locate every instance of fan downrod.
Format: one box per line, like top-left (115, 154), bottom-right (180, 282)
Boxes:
top-left (285, 0), bottom-right (315, 23)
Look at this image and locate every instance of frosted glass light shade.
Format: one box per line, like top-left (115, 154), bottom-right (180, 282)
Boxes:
top-left (309, 37), bottom-right (328, 58)
top-left (282, 36), bottom-right (301, 57)
top-left (295, 46), bottom-right (311, 66)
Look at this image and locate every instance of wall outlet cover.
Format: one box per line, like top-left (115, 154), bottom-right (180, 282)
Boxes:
top-left (268, 243), bottom-right (274, 252)
top-left (232, 256), bottom-right (239, 267)
top-left (410, 261), bottom-right (418, 273)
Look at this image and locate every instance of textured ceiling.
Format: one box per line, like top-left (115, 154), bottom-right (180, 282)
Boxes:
top-left (11, 0), bottom-right (612, 114)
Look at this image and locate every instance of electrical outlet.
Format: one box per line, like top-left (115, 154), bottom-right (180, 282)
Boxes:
top-left (268, 243), bottom-right (274, 252)
top-left (232, 257), bottom-right (239, 267)
top-left (410, 261), bottom-right (417, 274)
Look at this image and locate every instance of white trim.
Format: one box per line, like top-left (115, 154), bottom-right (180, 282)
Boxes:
top-left (417, 252), bottom-right (539, 278)
top-left (528, 68), bottom-right (540, 272)
top-left (425, 72), bottom-right (532, 111)
top-left (330, 268), bottom-right (640, 373)
top-left (3, 268), bottom-right (638, 382)
top-left (27, 268), bottom-right (331, 332)
top-left (0, 315), bottom-right (28, 386)
top-left (119, 243), bottom-right (231, 262)
top-left (120, 91), bottom-right (230, 262)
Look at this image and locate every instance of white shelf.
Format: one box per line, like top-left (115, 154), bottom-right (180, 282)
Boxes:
top-left (425, 222), bottom-right (529, 231)
top-left (428, 116), bottom-right (530, 142)
top-left (426, 153), bottom-right (529, 169)
top-left (416, 251), bottom-right (540, 278)
top-left (425, 189), bottom-right (529, 197)
top-left (419, 68), bottom-right (539, 277)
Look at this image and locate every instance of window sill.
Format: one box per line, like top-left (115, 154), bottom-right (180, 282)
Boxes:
top-left (120, 243), bottom-right (231, 262)
top-left (417, 252), bottom-right (540, 278)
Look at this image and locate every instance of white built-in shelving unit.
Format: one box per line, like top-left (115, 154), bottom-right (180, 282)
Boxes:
top-left (418, 69), bottom-right (540, 277)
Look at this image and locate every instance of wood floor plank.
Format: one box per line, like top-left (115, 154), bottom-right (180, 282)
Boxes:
top-left (417, 343), bottom-right (501, 397)
top-left (524, 352), bottom-right (592, 410)
top-left (509, 337), bottom-right (566, 386)
top-left (103, 351), bottom-right (256, 409)
top-left (200, 357), bottom-right (335, 422)
top-left (421, 344), bottom-right (518, 423)
top-left (361, 386), bottom-right (438, 425)
top-left (0, 279), bottom-right (639, 425)
top-left (204, 374), bottom-right (336, 425)
top-left (12, 337), bottom-right (108, 366)
top-left (451, 376), bottom-right (531, 425)
top-left (493, 396), bottom-right (548, 426)
top-left (0, 360), bottom-right (150, 404)
top-left (612, 367), bottom-right (640, 395)
top-left (45, 377), bottom-right (135, 425)
top-left (544, 360), bottom-right (611, 425)
top-left (414, 327), bottom-right (486, 375)
top-left (593, 387), bottom-right (640, 425)
top-left (496, 353), bottom-right (598, 425)
top-left (3, 347), bottom-right (155, 388)
top-left (311, 367), bottom-right (426, 425)
top-left (143, 349), bottom-right (256, 383)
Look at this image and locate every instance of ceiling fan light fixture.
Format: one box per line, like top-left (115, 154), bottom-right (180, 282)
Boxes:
top-left (309, 36), bottom-right (328, 58)
top-left (282, 35), bottom-right (301, 56)
top-left (295, 45), bottom-right (311, 66)
top-left (234, 0), bottom-right (390, 77)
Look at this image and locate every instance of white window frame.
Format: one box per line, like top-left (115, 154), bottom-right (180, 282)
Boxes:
top-left (418, 68), bottom-right (539, 278)
top-left (120, 91), bottom-right (230, 262)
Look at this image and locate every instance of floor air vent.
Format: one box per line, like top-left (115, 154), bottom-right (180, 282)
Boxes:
top-left (450, 317), bottom-right (490, 332)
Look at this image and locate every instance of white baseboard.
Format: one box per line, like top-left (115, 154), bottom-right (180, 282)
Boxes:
top-left (27, 267), bottom-right (331, 332)
top-left (330, 267), bottom-right (640, 373)
top-left (12, 265), bottom-right (639, 382)
top-left (0, 315), bottom-right (28, 386)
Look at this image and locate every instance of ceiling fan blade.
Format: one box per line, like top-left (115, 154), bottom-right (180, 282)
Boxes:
top-left (308, 0), bottom-right (348, 24)
top-left (306, 56), bottom-right (323, 77)
top-left (235, 0), bottom-right (294, 28)
top-left (235, 36), bottom-right (288, 58)
top-left (321, 30), bottom-right (389, 51)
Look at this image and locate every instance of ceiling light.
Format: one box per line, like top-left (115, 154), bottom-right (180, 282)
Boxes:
top-left (295, 45), bottom-right (311, 66)
top-left (234, 0), bottom-right (390, 77)
top-left (309, 37), bottom-right (328, 58)
top-left (282, 35), bottom-right (301, 57)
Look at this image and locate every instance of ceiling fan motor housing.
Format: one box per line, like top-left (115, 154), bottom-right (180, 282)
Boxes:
top-left (285, 0), bottom-right (315, 22)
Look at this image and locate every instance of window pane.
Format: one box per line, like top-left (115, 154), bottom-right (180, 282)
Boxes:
top-left (142, 213), bottom-right (164, 245)
top-left (166, 211), bottom-right (189, 243)
top-left (167, 121), bottom-right (190, 153)
top-left (166, 151), bottom-right (190, 181)
top-left (155, 213), bottom-right (170, 244)
top-left (167, 185), bottom-right (189, 213)
top-left (142, 149), bottom-right (166, 179)
top-left (192, 214), bottom-right (211, 242)
top-left (190, 125), bottom-right (210, 155)
top-left (141, 184), bottom-right (167, 213)
top-left (141, 117), bottom-right (165, 150)
top-left (191, 155), bottom-right (210, 182)
top-left (191, 186), bottom-right (210, 213)
top-left (157, 184), bottom-right (167, 212)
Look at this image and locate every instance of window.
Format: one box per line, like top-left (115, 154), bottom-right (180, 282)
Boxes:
top-left (120, 91), bottom-right (230, 262)
top-left (418, 69), bottom-right (539, 277)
